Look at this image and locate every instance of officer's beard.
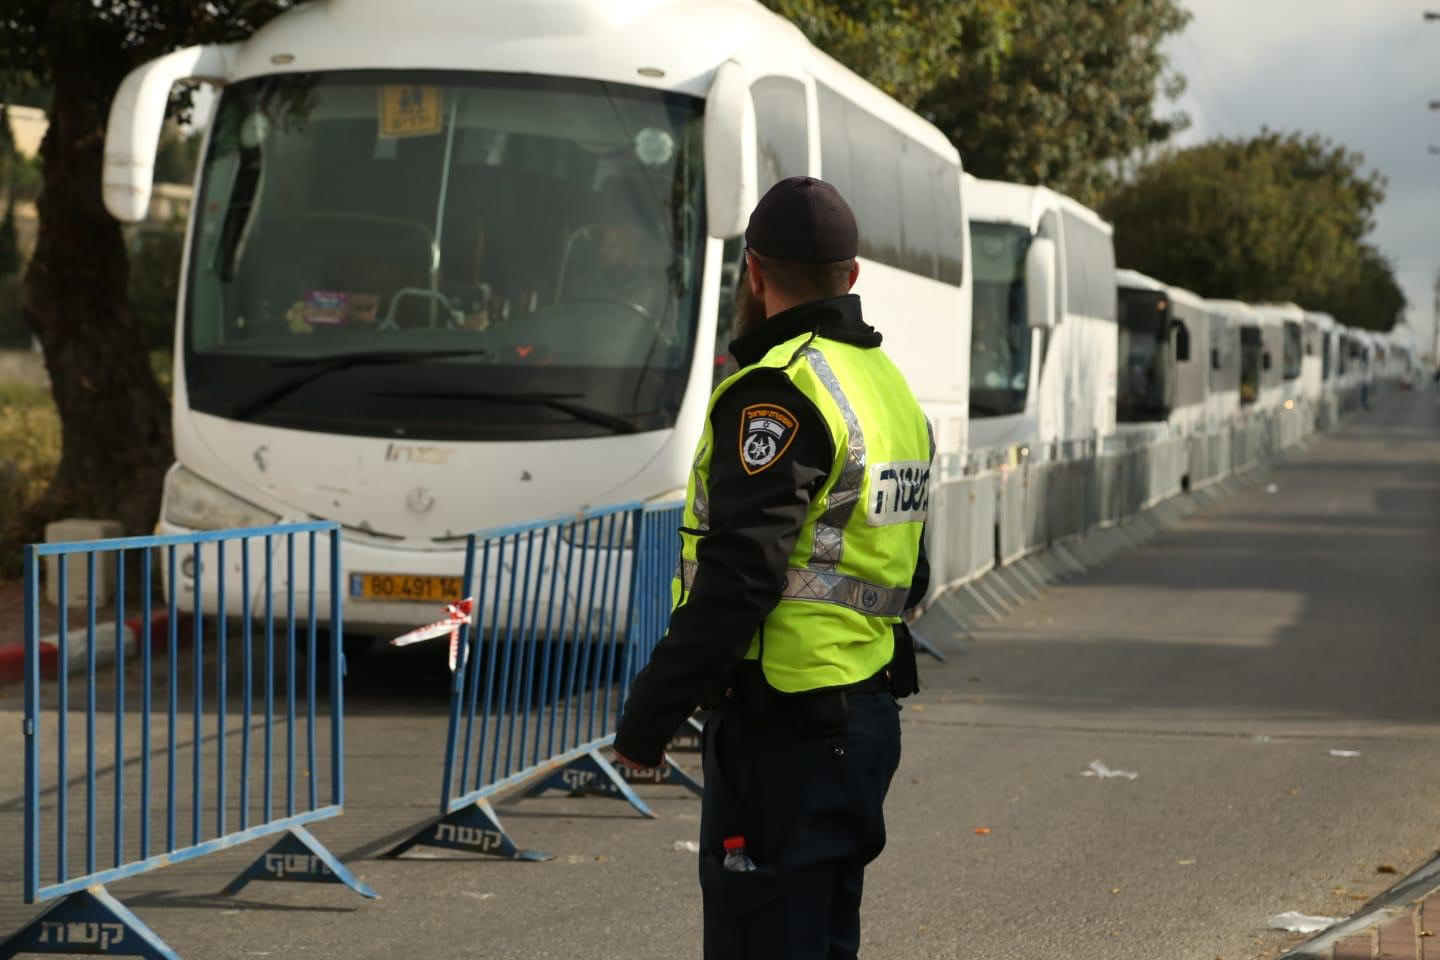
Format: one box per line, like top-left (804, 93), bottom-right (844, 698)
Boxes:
top-left (733, 280), bottom-right (769, 341)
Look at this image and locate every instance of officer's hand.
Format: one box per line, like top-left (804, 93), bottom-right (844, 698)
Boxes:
top-left (612, 748), bottom-right (656, 772)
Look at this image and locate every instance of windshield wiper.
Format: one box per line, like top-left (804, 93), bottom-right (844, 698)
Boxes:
top-left (230, 349), bottom-right (491, 421)
top-left (374, 389), bottom-right (641, 435)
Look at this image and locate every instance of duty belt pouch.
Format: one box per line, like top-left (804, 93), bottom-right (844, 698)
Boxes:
top-left (735, 663), bottom-right (847, 736)
top-left (735, 662), bottom-right (778, 720)
top-left (788, 689), bottom-right (848, 737)
top-left (889, 623), bottom-right (921, 698)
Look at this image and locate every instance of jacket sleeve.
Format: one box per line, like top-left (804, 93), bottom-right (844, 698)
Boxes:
top-left (615, 368), bottom-right (834, 766)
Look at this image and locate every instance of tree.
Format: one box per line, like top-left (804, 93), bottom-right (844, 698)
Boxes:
top-left (1102, 130), bottom-right (1404, 329)
top-left (1324, 243), bottom-right (1406, 332)
top-left (152, 118), bottom-right (201, 185)
top-left (0, 2), bottom-right (289, 541)
top-left (759, 1), bottom-right (1189, 207)
top-left (0, 107), bottom-right (20, 278)
top-left (759, 1), bottom-right (1017, 110)
top-left (918, 0), bottom-right (1191, 205)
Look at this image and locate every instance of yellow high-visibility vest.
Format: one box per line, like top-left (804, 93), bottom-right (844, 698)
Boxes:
top-left (675, 331), bottom-right (932, 693)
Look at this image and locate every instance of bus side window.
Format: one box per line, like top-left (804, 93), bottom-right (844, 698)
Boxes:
top-left (751, 76), bottom-right (810, 192)
top-left (713, 236), bottom-right (745, 388)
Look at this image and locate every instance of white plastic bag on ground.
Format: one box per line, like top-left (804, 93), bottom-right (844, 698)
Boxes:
top-left (1081, 760), bottom-right (1138, 780)
top-left (1267, 911), bottom-right (1339, 933)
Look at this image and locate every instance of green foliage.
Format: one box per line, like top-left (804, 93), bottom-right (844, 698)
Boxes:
top-left (762, 0), bottom-right (1189, 206)
top-left (0, 192), bottom-right (19, 278)
top-left (153, 123), bottom-right (202, 184)
top-left (0, 1), bottom-right (293, 546)
top-left (1323, 244), bottom-right (1407, 332)
top-left (0, 105), bottom-right (26, 344)
top-left (919, 0), bottom-right (1191, 205)
top-left (759, 0), bottom-right (1017, 109)
top-left (1102, 130), bottom-right (1404, 330)
top-left (127, 219), bottom-right (185, 350)
top-left (0, 380), bottom-right (62, 522)
top-left (0, 3), bottom-right (292, 84)
top-left (0, 271), bottom-right (24, 346)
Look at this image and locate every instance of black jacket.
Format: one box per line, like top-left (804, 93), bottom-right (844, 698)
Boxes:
top-left (614, 295), bottom-right (930, 766)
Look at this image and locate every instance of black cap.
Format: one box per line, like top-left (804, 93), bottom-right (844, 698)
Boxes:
top-left (744, 176), bottom-right (859, 263)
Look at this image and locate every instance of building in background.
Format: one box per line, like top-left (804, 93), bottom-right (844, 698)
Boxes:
top-left (3, 105), bottom-right (47, 159)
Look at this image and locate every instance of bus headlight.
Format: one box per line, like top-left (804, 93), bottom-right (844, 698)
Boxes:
top-left (164, 466), bottom-right (280, 531)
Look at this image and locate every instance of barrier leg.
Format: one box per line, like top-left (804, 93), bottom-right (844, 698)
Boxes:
top-left (222, 826), bottom-right (378, 899)
top-left (617, 753), bottom-right (703, 797)
top-left (668, 713), bottom-right (706, 752)
top-left (523, 748), bottom-right (656, 818)
top-left (0, 886), bottom-right (176, 960)
top-left (385, 799), bottom-right (553, 862)
top-left (909, 628), bottom-right (947, 663)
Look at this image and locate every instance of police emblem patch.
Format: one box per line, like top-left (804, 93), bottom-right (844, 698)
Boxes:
top-left (739, 404), bottom-right (799, 475)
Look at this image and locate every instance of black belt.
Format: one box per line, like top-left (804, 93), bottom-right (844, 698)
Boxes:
top-left (716, 663), bottom-right (892, 736)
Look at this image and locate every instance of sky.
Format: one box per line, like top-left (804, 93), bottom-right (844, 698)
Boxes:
top-left (1161, 0), bottom-right (1440, 360)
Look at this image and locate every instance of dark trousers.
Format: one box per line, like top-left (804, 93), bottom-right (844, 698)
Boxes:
top-left (699, 692), bottom-right (901, 959)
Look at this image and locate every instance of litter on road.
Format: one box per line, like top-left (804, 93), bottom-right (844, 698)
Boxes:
top-left (1082, 760), bottom-right (1139, 780)
top-left (1268, 911), bottom-right (1339, 933)
top-left (674, 840), bottom-right (700, 853)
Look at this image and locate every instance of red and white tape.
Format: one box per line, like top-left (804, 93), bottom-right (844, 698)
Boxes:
top-left (390, 597), bottom-right (475, 672)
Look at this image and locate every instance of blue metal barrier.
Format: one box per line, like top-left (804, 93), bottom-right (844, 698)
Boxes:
top-left (2, 523), bottom-right (374, 960)
top-left (387, 501), bottom-right (694, 863)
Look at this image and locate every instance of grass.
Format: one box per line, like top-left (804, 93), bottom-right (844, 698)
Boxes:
top-left (0, 380), bottom-right (61, 508)
top-left (0, 380), bottom-right (60, 575)
top-left (0, 349), bottom-right (170, 509)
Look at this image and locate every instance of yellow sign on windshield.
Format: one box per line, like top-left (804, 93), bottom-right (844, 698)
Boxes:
top-left (379, 85), bottom-right (443, 138)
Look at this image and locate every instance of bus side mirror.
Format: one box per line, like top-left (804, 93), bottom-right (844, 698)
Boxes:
top-left (103, 44), bottom-right (234, 223)
top-left (1262, 351), bottom-right (1273, 371)
top-left (1211, 347), bottom-right (1221, 371)
top-left (704, 61), bottom-right (758, 240)
top-left (1172, 320), bottom-right (1191, 362)
top-left (1024, 237), bottom-right (1057, 329)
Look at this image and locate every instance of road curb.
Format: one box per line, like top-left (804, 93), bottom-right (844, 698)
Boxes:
top-left (1280, 853), bottom-right (1440, 958)
top-left (0, 613), bottom-right (181, 686)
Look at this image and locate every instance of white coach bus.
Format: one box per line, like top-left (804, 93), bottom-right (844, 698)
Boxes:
top-left (103, 0), bottom-right (971, 629)
top-left (963, 175), bottom-right (1117, 464)
top-left (1252, 303), bottom-right (1307, 446)
top-left (1114, 269), bottom-right (1206, 435)
top-left (1302, 310), bottom-right (1338, 428)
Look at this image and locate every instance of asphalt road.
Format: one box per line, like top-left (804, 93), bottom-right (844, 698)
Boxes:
top-left (1, 389), bottom-right (1437, 959)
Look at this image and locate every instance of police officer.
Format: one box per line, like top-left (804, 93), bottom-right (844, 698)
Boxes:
top-left (615, 176), bottom-right (932, 960)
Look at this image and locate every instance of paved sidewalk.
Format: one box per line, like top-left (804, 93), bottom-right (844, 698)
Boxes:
top-left (1325, 890), bottom-right (1440, 959)
top-left (0, 391), bottom-right (1434, 959)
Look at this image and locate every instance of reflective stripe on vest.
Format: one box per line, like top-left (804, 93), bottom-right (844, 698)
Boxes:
top-left (673, 331), bottom-right (930, 693)
top-left (802, 347), bottom-right (865, 570)
top-left (675, 558), bottom-right (909, 617)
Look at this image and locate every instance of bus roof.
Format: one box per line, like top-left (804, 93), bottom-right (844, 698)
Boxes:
top-left (1116, 268), bottom-right (1204, 310)
top-left (964, 174), bottom-right (1112, 236)
top-left (225, 0), bottom-right (958, 161)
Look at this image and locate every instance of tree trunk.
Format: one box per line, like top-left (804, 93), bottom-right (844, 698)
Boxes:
top-left (20, 40), bottom-right (172, 539)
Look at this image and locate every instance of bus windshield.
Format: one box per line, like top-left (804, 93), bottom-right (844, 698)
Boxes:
top-left (968, 222), bottom-right (1031, 418)
top-left (1117, 289), bottom-right (1172, 421)
top-left (185, 71), bottom-right (706, 441)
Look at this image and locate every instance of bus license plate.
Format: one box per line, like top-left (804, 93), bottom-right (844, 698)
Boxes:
top-left (350, 573), bottom-right (463, 602)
